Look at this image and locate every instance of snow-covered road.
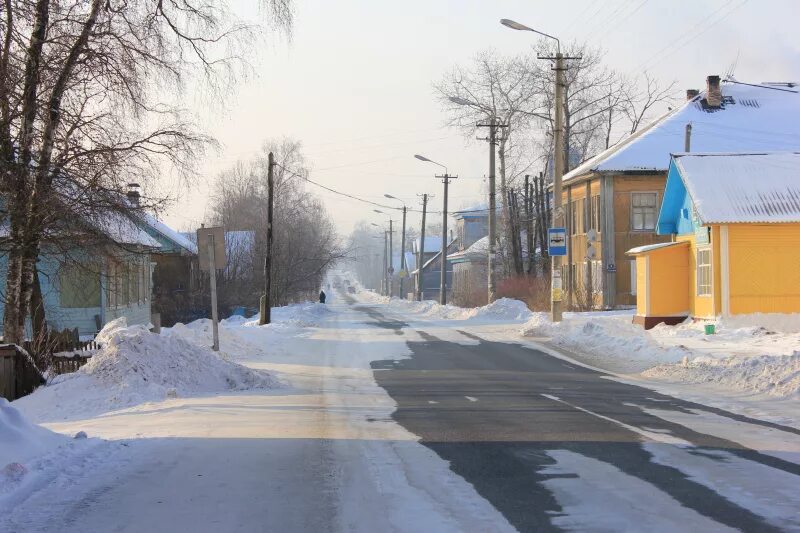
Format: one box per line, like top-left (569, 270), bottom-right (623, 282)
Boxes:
top-left (3, 292), bottom-right (800, 532)
top-left (2, 299), bottom-right (513, 533)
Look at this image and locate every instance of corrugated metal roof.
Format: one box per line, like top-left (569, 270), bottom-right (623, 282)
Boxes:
top-left (564, 81), bottom-right (800, 182)
top-left (674, 152), bottom-right (800, 223)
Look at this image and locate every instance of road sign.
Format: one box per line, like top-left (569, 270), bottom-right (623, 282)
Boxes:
top-left (197, 226), bottom-right (226, 272)
top-left (548, 227), bottom-right (567, 256)
top-left (607, 263), bottom-right (617, 273)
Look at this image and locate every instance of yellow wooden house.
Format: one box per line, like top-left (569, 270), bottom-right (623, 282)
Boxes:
top-left (560, 77), bottom-right (800, 311)
top-left (628, 152), bottom-right (800, 328)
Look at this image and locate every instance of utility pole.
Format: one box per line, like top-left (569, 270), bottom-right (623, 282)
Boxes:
top-left (437, 173), bottom-right (457, 305)
top-left (207, 233), bottom-right (220, 351)
top-left (388, 219), bottom-right (394, 297)
top-left (260, 151), bottom-right (275, 325)
top-left (417, 194), bottom-right (428, 302)
top-left (399, 206), bottom-right (407, 299)
top-left (477, 119), bottom-right (508, 304)
top-left (542, 51), bottom-right (570, 322)
top-left (500, 19), bottom-right (579, 321)
top-left (382, 230), bottom-right (388, 296)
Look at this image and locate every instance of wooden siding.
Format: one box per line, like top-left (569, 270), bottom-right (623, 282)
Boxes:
top-left (726, 224), bottom-right (800, 314)
top-left (612, 174), bottom-right (670, 307)
top-left (562, 172), bottom-right (668, 309)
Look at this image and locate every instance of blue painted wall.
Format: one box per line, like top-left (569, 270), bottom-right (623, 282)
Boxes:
top-left (0, 247), bottom-right (153, 338)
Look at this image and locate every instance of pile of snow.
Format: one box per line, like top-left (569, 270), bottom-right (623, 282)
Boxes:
top-left (163, 302), bottom-right (333, 361)
top-left (15, 318), bottom-right (278, 421)
top-left (643, 352), bottom-right (800, 397)
top-left (0, 399), bottom-right (66, 470)
top-left (463, 298), bottom-right (532, 321)
top-left (357, 291), bottom-right (533, 323)
top-left (521, 311), bottom-right (800, 398)
top-left (521, 312), bottom-right (688, 373)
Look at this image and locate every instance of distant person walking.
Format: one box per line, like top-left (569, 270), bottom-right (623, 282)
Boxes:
top-left (319, 290), bottom-right (327, 304)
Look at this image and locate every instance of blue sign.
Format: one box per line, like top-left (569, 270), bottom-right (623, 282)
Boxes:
top-left (548, 227), bottom-right (567, 256)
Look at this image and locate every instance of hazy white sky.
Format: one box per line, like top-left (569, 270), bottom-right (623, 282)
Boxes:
top-left (161, 0), bottom-right (800, 235)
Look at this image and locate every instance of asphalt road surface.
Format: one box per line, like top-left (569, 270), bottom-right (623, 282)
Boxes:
top-left (358, 304), bottom-right (800, 533)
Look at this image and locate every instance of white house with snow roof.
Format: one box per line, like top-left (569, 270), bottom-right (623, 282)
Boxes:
top-left (556, 76), bottom-right (800, 310)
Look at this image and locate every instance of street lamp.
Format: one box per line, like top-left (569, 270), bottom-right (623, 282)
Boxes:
top-left (500, 18), bottom-right (561, 51)
top-left (415, 154), bottom-right (457, 305)
top-left (502, 17), bottom-right (567, 322)
top-left (384, 194), bottom-right (408, 299)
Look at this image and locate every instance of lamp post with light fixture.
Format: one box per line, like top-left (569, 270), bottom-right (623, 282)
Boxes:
top-left (414, 155), bottom-right (456, 305)
top-left (501, 18), bottom-right (577, 322)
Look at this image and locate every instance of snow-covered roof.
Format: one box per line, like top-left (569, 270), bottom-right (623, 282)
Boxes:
top-left (139, 213), bottom-right (198, 254)
top-left (673, 152), bottom-right (800, 224)
top-left (564, 81), bottom-right (800, 182)
top-left (626, 241), bottom-right (687, 256)
top-left (91, 212), bottom-right (161, 248)
top-left (449, 235), bottom-right (489, 262)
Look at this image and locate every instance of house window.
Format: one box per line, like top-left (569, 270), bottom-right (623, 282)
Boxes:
top-left (60, 264), bottom-right (101, 308)
top-left (631, 192), bottom-right (658, 231)
top-left (630, 259), bottom-right (637, 296)
top-left (107, 262), bottom-right (116, 307)
top-left (570, 198), bottom-right (585, 235)
top-left (130, 260), bottom-right (140, 306)
top-left (592, 260), bottom-right (603, 295)
top-left (696, 248), bottom-right (712, 296)
top-left (591, 195), bottom-right (601, 231)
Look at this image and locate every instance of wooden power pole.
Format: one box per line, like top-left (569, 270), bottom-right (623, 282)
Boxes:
top-left (260, 151), bottom-right (275, 325)
top-left (417, 194), bottom-right (428, 302)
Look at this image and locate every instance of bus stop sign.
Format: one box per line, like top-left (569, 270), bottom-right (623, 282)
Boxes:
top-left (548, 227), bottom-right (567, 256)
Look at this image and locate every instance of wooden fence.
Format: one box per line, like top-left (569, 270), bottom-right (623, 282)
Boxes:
top-left (50, 353), bottom-right (94, 375)
top-left (0, 345), bottom-right (46, 401)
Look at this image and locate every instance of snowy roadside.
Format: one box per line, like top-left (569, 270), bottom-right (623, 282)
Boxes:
top-left (350, 280), bottom-right (799, 426)
top-left (2, 303), bottom-right (323, 510)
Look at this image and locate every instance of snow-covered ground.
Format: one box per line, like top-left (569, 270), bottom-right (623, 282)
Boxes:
top-left (2, 295), bottom-right (514, 532)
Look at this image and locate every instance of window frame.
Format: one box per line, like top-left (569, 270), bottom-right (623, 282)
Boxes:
top-left (630, 191), bottom-right (659, 232)
top-left (59, 263), bottom-right (101, 309)
top-left (696, 247), bottom-right (712, 297)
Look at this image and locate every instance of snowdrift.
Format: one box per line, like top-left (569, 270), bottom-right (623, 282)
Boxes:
top-left (521, 312), bottom-right (688, 373)
top-left (643, 352), bottom-right (800, 397)
top-left (521, 312), bottom-right (800, 398)
top-left (15, 318), bottom-right (279, 422)
top-left (0, 399), bottom-right (66, 470)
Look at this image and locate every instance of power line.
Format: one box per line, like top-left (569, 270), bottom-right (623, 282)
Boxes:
top-left (587, 0), bottom-right (650, 43)
top-left (631, 0), bottom-right (744, 74)
top-left (277, 162), bottom-right (494, 217)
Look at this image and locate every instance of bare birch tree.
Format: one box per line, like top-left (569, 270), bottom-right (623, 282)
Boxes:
top-left (0, 1), bottom-right (293, 343)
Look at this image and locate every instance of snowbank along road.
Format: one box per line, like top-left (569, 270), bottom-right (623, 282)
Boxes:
top-left (3, 293), bottom-right (800, 532)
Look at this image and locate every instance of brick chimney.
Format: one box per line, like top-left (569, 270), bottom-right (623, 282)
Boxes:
top-left (686, 89), bottom-right (699, 101)
top-left (706, 75), bottom-right (722, 108)
top-left (127, 183), bottom-right (141, 207)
